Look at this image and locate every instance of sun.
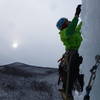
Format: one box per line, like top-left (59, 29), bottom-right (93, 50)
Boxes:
top-left (12, 42), bottom-right (18, 48)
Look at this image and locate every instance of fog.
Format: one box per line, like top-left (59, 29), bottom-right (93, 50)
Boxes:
top-left (0, 0), bottom-right (81, 67)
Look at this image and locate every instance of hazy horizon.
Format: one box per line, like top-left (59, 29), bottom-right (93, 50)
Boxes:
top-left (0, 0), bottom-right (82, 67)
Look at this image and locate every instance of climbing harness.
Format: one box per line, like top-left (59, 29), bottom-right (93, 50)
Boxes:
top-left (58, 50), bottom-right (83, 100)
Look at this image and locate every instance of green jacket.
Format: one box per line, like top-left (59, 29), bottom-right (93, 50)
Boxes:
top-left (59, 16), bottom-right (83, 50)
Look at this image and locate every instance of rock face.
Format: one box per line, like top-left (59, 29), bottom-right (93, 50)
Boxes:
top-left (0, 62), bottom-right (62, 100)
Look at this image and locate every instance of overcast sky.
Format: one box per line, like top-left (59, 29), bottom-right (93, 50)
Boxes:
top-left (0, 0), bottom-right (82, 67)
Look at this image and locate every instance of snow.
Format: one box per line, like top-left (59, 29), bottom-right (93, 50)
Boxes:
top-left (0, 0), bottom-right (100, 99)
top-left (79, 0), bottom-right (100, 100)
top-left (0, 63), bottom-right (62, 100)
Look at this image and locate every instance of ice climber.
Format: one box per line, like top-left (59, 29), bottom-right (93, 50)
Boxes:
top-left (56, 5), bottom-right (84, 98)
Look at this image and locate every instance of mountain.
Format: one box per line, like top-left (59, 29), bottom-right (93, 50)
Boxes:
top-left (0, 62), bottom-right (62, 100)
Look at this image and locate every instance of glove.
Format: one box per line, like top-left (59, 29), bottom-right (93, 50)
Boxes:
top-left (75, 5), bottom-right (82, 17)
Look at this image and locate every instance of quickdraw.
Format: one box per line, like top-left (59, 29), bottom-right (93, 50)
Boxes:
top-left (84, 55), bottom-right (100, 100)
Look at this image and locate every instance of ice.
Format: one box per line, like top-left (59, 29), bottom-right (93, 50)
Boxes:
top-left (79, 0), bottom-right (100, 100)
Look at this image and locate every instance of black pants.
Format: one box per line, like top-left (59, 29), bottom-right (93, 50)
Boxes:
top-left (62, 50), bottom-right (82, 96)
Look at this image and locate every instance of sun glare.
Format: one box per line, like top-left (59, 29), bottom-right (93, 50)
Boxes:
top-left (12, 43), bottom-right (18, 48)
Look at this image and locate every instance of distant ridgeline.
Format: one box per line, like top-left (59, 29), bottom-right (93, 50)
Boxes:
top-left (0, 62), bottom-right (62, 100)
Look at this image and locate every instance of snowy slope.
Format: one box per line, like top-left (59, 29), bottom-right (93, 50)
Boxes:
top-left (0, 62), bottom-right (62, 100)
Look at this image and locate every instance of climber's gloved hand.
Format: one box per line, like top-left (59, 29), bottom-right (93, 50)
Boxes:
top-left (75, 4), bottom-right (82, 17)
